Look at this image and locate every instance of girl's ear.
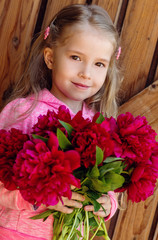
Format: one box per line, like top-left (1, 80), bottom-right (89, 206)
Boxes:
top-left (44, 47), bottom-right (53, 69)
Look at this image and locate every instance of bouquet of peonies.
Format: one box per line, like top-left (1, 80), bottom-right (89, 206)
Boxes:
top-left (0, 106), bottom-right (158, 240)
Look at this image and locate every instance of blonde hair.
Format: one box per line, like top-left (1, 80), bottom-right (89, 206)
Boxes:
top-left (2, 4), bottom-right (122, 117)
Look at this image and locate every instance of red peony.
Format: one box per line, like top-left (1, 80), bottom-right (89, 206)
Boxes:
top-left (32, 105), bottom-right (72, 138)
top-left (13, 137), bottom-right (81, 206)
top-left (108, 112), bottom-right (157, 164)
top-left (71, 111), bottom-right (92, 130)
top-left (71, 120), bottom-right (114, 168)
top-left (124, 163), bottom-right (158, 202)
top-left (0, 128), bottom-right (29, 190)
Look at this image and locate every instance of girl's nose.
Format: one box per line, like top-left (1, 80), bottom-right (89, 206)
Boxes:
top-left (78, 67), bottom-right (91, 80)
top-left (78, 72), bottom-right (91, 79)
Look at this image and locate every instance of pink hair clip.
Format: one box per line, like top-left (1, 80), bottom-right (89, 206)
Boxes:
top-left (116, 46), bottom-right (121, 60)
top-left (44, 26), bottom-right (50, 40)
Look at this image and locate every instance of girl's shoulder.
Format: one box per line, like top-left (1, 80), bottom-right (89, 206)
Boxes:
top-left (0, 89), bottom-right (64, 133)
top-left (0, 97), bottom-right (34, 131)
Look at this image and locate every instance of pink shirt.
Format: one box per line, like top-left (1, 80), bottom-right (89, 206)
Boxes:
top-left (0, 89), bottom-right (117, 239)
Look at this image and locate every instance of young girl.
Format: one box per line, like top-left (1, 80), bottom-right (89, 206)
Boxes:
top-left (0, 4), bottom-right (121, 240)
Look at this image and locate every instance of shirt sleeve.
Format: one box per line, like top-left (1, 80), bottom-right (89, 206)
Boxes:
top-left (0, 182), bottom-right (33, 210)
top-left (0, 100), bottom-right (36, 210)
top-left (105, 191), bottom-right (118, 221)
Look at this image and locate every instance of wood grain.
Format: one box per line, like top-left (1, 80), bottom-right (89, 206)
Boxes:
top-left (119, 0), bottom-right (158, 103)
top-left (112, 188), bottom-right (158, 240)
top-left (119, 80), bottom-right (158, 138)
top-left (115, 80), bottom-right (158, 240)
top-left (0, 0), bottom-right (157, 239)
top-left (0, 0), bottom-right (42, 100)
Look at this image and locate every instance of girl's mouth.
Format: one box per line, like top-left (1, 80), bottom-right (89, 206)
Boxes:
top-left (72, 82), bottom-right (90, 89)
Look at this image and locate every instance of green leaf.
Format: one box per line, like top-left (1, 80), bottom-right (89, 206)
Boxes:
top-left (89, 198), bottom-right (101, 212)
top-left (63, 211), bottom-right (75, 225)
top-left (57, 128), bottom-right (72, 150)
top-left (104, 156), bottom-right (124, 163)
top-left (91, 178), bottom-right (111, 193)
top-left (30, 210), bottom-right (53, 220)
top-left (99, 161), bottom-right (123, 177)
top-left (95, 113), bottom-right (105, 123)
top-left (87, 165), bottom-right (100, 178)
top-left (96, 230), bottom-right (105, 236)
top-left (96, 146), bottom-right (104, 166)
top-left (75, 229), bottom-right (82, 238)
top-left (43, 216), bottom-right (49, 221)
top-left (32, 134), bottom-right (48, 143)
top-left (89, 217), bottom-right (98, 228)
top-left (59, 120), bottom-right (74, 137)
top-left (104, 172), bottom-right (125, 190)
top-left (87, 190), bottom-right (101, 200)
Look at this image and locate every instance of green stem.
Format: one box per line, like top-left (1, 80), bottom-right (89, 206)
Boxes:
top-left (122, 170), bottom-right (129, 174)
top-left (66, 209), bottom-right (80, 240)
top-left (81, 177), bottom-right (88, 185)
top-left (89, 216), bottom-right (102, 240)
top-left (52, 214), bottom-right (64, 240)
top-left (79, 221), bottom-right (83, 240)
top-left (86, 211), bottom-right (89, 240)
top-left (101, 218), bottom-right (111, 240)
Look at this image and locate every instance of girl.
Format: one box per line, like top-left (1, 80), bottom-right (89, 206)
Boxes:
top-left (0, 4), bottom-right (121, 240)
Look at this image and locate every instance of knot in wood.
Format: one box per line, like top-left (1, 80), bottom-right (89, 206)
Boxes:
top-left (12, 36), bottom-right (19, 48)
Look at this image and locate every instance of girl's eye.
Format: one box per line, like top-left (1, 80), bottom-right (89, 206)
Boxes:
top-left (71, 55), bottom-right (80, 61)
top-left (95, 62), bottom-right (105, 68)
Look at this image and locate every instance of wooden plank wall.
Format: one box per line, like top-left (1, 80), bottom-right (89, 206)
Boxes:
top-left (0, 0), bottom-right (157, 239)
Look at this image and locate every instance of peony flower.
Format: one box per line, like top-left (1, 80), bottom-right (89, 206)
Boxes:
top-left (13, 138), bottom-right (81, 206)
top-left (125, 163), bottom-right (158, 202)
top-left (108, 112), bottom-right (157, 164)
top-left (71, 120), bottom-right (114, 168)
top-left (32, 105), bottom-right (72, 138)
top-left (71, 111), bottom-right (92, 130)
top-left (0, 128), bottom-right (29, 190)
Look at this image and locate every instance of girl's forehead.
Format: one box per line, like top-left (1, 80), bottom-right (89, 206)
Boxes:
top-left (59, 23), bottom-right (115, 47)
top-left (56, 23), bottom-right (114, 61)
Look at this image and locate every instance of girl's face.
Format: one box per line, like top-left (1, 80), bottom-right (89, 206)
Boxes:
top-left (49, 24), bottom-right (114, 113)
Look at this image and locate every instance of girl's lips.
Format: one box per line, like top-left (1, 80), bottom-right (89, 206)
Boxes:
top-left (72, 82), bottom-right (90, 89)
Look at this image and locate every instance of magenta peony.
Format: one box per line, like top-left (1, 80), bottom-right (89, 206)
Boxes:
top-left (0, 128), bottom-right (29, 190)
top-left (125, 163), bottom-right (158, 202)
top-left (71, 120), bottom-right (114, 168)
top-left (13, 138), bottom-right (81, 206)
top-left (32, 105), bottom-right (72, 138)
top-left (108, 112), bottom-right (157, 164)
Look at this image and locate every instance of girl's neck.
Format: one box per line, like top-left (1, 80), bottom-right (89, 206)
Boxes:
top-left (50, 89), bottom-right (83, 114)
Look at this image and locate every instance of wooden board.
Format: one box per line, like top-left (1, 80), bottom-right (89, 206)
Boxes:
top-left (115, 80), bottom-right (158, 240)
top-left (112, 189), bottom-right (158, 240)
top-left (119, 80), bottom-right (158, 139)
top-left (119, 0), bottom-right (158, 103)
top-left (0, 0), bottom-right (42, 100)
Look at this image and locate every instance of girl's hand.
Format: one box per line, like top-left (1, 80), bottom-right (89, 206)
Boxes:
top-left (84, 194), bottom-right (111, 218)
top-left (47, 192), bottom-right (85, 214)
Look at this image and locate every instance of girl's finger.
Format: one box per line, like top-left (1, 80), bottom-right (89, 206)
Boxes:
top-left (93, 209), bottom-right (110, 217)
top-left (97, 194), bottom-right (111, 204)
top-left (56, 205), bottom-right (74, 214)
top-left (84, 205), bottom-right (94, 211)
top-left (63, 197), bottom-right (83, 208)
top-left (71, 192), bottom-right (85, 202)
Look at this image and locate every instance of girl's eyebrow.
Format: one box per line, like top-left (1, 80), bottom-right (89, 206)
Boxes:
top-left (67, 49), bottom-right (109, 63)
top-left (66, 49), bottom-right (84, 56)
